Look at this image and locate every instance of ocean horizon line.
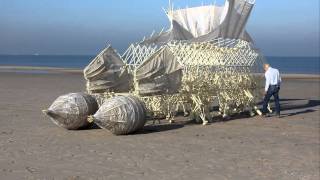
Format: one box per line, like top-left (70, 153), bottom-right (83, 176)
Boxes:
top-left (0, 55), bottom-right (319, 75)
top-left (0, 54), bottom-right (319, 58)
top-left (0, 65), bottom-right (319, 78)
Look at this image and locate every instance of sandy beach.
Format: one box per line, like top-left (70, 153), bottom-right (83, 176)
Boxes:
top-left (0, 69), bottom-right (319, 180)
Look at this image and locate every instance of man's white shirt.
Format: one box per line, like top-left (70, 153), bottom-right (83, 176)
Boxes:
top-left (265, 67), bottom-right (281, 92)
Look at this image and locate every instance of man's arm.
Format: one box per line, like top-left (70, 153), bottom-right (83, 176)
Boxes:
top-left (278, 70), bottom-right (282, 85)
top-left (265, 73), bottom-right (270, 92)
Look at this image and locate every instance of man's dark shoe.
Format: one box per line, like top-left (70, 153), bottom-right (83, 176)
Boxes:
top-left (276, 113), bottom-right (281, 118)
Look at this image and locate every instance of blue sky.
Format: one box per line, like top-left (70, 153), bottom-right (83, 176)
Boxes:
top-left (0, 0), bottom-right (319, 56)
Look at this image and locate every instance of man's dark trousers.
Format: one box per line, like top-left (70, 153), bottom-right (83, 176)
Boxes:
top-left (262, 85), bottom-right (281, 115)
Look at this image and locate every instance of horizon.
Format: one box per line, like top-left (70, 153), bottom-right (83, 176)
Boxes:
top-left (0, 0), bottom-right (319, 57)
top-left (0, 54), bottom-right (320, 58)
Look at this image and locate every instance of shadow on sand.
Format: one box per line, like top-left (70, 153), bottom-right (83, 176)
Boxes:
top-left (138, 123), bottom-right (185, 135)
top-left (209, 98), bottom-right (320, 122)
top-left (280, 99), bottom-right (320, 111)
top-left (80, 118), bottom-right (186, 134)
top-left (261, 98), bottom-right (320, 117)
top-left (282, 109), bottom-right (317, 117)
top-left (80, 98), bottom-right (319, 134)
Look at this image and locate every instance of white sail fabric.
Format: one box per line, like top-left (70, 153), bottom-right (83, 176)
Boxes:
top-left (84, 46), bottom-right (132, 93)
top-left (219, 0), bottom-right (255, 39)
top-left (135, 46), bottom-right (183, 96)
top-left (140, 0), bottom-right (255, 45)
top-left (167, 5), bottom-right (224, 38)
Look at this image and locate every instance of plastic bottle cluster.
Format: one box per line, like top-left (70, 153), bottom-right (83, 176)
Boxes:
top-left (43, 93), bottom-right (147, 135)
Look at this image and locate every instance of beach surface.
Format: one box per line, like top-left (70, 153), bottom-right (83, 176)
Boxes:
top-left (0, 69), bottom-right (319, 180)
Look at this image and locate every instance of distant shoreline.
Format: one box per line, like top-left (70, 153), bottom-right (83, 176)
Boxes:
top-left (0, 66), bottom-right (82, 74)
top-left (0, 54), bottom-right (319, 58)
top-left (1, 55), bottom-right (319, 74)
top-left (0, 65), bottom-right (319, 79)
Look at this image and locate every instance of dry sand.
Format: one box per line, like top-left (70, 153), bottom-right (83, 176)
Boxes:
top-left (0, 70), bottom-right (319, 180)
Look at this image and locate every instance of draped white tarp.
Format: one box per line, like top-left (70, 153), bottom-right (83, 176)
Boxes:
top-left (84, 46), bottom-right (132, 93)
top-left (140, 0), bottom-right (255, 45)
top-left (135, 46), bottom-right (183, 96)
top-left (167, 5), bottom-right (224, 38)
top-left (218, 0), bottom-right (255, 39)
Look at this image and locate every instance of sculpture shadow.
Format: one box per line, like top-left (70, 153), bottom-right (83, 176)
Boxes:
top-left (78, 123), bottom-right (101, 130)
top-left (259, 98), bottom-right (320, 117)
top-left (281, 109), bottom-right (316, 117)
top-left (211, 112), bottom-right (253, 123)
top-left (79, 121), bottom-right (184, 134)
top-left (256, 98), bottom-right (305, 105)
top-left (81, 99), bottom-right (319, 132)
top-left (211, 98), bottom-right (320, 122)
top-left (258, 98), bottom-right (320, 110)
top-left (137, 123), bottom-right (184, 134)
top-left (280, 99), bottom-right (320, 111)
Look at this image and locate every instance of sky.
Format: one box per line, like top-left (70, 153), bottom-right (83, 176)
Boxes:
top-left (0, 0), bottom-right (319, 56)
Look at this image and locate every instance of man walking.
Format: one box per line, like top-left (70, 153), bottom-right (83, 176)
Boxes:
top-left (262, 64), bottom-right (281, 117)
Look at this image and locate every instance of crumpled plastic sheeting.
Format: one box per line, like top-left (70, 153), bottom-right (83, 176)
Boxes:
top-left (139, 0), bottom-right (254, 46)
top-left (135, 46), bottom-right (183, 96)
top-left (217, 0), bottom-right (254, 40)
top-left (43, 93), bottom-right (98, 130)
top-left (167, 5), bottom-right (223, 38)
top-left (84, 46), bottom-right (132, 94)
top-left (93, 96), bottom-right (146, 135)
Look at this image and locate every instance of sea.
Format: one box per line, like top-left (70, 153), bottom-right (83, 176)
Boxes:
top-left (0, 55), bottom-right (319, 74)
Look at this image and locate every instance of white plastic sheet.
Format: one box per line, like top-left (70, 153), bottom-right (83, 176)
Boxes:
top-left (43, 93), bottom-right (98, 130)
top-left (93, 96), bottom-right (147, 135)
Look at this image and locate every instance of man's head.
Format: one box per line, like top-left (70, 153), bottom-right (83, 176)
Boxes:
top-left (263, 64), bottom-right (270, 72)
